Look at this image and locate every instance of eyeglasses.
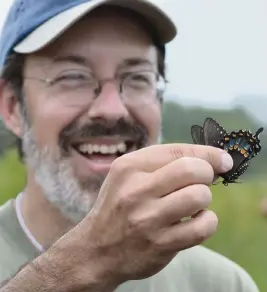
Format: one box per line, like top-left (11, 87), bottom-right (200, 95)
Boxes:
top-left (24, 69), bottom-right (166, 108)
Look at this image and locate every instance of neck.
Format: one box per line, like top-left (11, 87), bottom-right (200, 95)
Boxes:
top-left (20, 171), bottom-right (75, 250)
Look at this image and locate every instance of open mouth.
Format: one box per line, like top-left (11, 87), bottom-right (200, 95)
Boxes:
top-left (72, 141), bottom-right (136, 160)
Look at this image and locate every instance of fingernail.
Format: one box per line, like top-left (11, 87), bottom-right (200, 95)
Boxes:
top-left (221, 152), bottom-right (233, 172)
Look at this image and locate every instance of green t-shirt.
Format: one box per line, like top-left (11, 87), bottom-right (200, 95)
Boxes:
top-left (0, 199), bottom-right (259, 292)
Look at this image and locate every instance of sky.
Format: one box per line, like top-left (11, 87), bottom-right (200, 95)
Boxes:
top-left (0, 0), bottom-right (266, 107)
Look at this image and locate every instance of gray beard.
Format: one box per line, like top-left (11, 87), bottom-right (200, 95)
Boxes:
top-left (21, 122), bottom-right (103, 223)
top-left (20, 114), bottom-right (163, 224)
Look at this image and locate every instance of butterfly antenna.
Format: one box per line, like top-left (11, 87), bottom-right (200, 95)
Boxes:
top-left (255, 127), bottom-right (264, 137)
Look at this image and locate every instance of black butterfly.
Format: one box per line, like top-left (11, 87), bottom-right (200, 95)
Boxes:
top-left (191, 118), bottom-right (263, 186)
top-left (191, 118), bottom-right (227, 147)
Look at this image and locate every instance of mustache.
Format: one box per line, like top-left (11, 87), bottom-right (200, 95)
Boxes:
top-left (59, 118), bottom-right (148, 153)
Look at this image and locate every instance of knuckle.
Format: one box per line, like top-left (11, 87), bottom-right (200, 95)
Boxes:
top-left (127, 204), bottom-right (158, 234)
top-left (117, 190), bottom-right (136, 209)
top-left (182, 157), bottom-right (214, 184)
top-left (114, 174), bottom-right (153, 212)
top-left (192, 224), bottom-right (209, 244)
top-left (185, 191), bottom-right (201, 208)
top-left (194, 185), bottom-right (212, 207)
top-left (153, 236), bottom-right (168, 251)
top-left (205, 146), bottom-right (226, 171)
top-left (171, 144), bottom-right (199, 160)
top-left (188, 145), bottom-right (198, 158)
top-left (179, 158), bottom-right (197, 178)
top-left (110, 155), bottom-right (131, 176)
top-left (120, 174), bottom-right (152, 201)
top-left (207, 210), bottom-right (219, 231)
top-left (198, 158), bottom-right (214, 177)
top-left (128, 211), bottom-right (150, 232)
top-left (170, 146), bottom-right (185, 160)
top-left (205, 147), bottom-right (214, 165)
top-left (203, 161), bottom-right (215, 182)
top-left (127, 213), bottom-right (140, 231)
top-left (192, 211), bottom-right (218, 243)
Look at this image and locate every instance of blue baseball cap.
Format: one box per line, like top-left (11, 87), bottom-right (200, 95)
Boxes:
top-left (0, 0), bottom-right (177, 72)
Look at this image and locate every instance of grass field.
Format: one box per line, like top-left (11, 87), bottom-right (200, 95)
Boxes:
top-left (205, 182), bottom-right (267, 291)
top-left (0, 150), bottom-right (266, 291)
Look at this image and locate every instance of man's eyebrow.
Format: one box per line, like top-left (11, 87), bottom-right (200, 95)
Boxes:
top-left (51, 55), bottom-right (89, 66)
top-left (118, 58), bottom-right (154, 69)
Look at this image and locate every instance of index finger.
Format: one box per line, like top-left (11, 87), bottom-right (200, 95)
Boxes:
top-left (126, 143), bottom-right (233, 174)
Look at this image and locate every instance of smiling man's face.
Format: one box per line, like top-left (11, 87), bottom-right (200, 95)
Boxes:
top-left (12, 7), bottom-right (164, 222)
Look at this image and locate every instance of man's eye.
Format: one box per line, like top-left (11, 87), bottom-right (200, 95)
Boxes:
top-left (126, 73), bottom-right (154, 88)
top-left (131, 74), bottom-right (149, 82)
top-left (64, 73), bottom-right (87, 80)
top-left (54, 73), bottom-right (88, 82)
top-left (50, 71), bottom-right (94, 87)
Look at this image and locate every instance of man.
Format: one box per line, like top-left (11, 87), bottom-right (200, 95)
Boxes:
top-left (0, 0), bottom-right (259, 291)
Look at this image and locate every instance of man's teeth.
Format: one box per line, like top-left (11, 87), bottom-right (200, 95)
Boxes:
top-left (78, 142), bottom-right (127, 155)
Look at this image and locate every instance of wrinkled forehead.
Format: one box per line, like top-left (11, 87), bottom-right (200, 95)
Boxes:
top-left (24, 6), bottom-right (161, 74)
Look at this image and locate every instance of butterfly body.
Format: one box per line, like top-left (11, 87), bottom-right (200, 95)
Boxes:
top-left (191, 118), bottom-right (263, 186)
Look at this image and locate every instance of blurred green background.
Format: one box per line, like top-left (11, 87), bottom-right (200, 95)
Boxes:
top-left (0, 100), bottom-right (266, 291)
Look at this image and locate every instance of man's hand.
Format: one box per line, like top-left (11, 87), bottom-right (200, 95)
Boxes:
top-left (2, 143), bottom-right (233, 292)
top-left (48, 143), bottom-right (233, 290)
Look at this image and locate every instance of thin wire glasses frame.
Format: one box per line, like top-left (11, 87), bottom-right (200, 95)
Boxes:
top-left (24, 69), bottom-right (167, 107)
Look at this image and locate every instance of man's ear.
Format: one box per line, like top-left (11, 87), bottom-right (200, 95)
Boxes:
top-left (0, 79), bottom-right (23, 138)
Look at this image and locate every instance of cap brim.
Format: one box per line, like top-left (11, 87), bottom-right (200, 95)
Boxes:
top-left (14, 0), bottom-right (177, 54)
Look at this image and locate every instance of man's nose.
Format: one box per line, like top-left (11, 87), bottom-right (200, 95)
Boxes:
top-left (87, 82), bottom-right (130, 123)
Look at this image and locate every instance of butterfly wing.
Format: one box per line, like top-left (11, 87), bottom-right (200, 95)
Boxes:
top-left (221, 159), bottom-right (250, 186)
top-left (203, 118), bottom-right (227, 147)
top-left (219, 128), bottom-right (264, 184)
top-left (191, 125), bottom-right (205, 145)
top-left (220, 145), bottom-right (250, 183)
